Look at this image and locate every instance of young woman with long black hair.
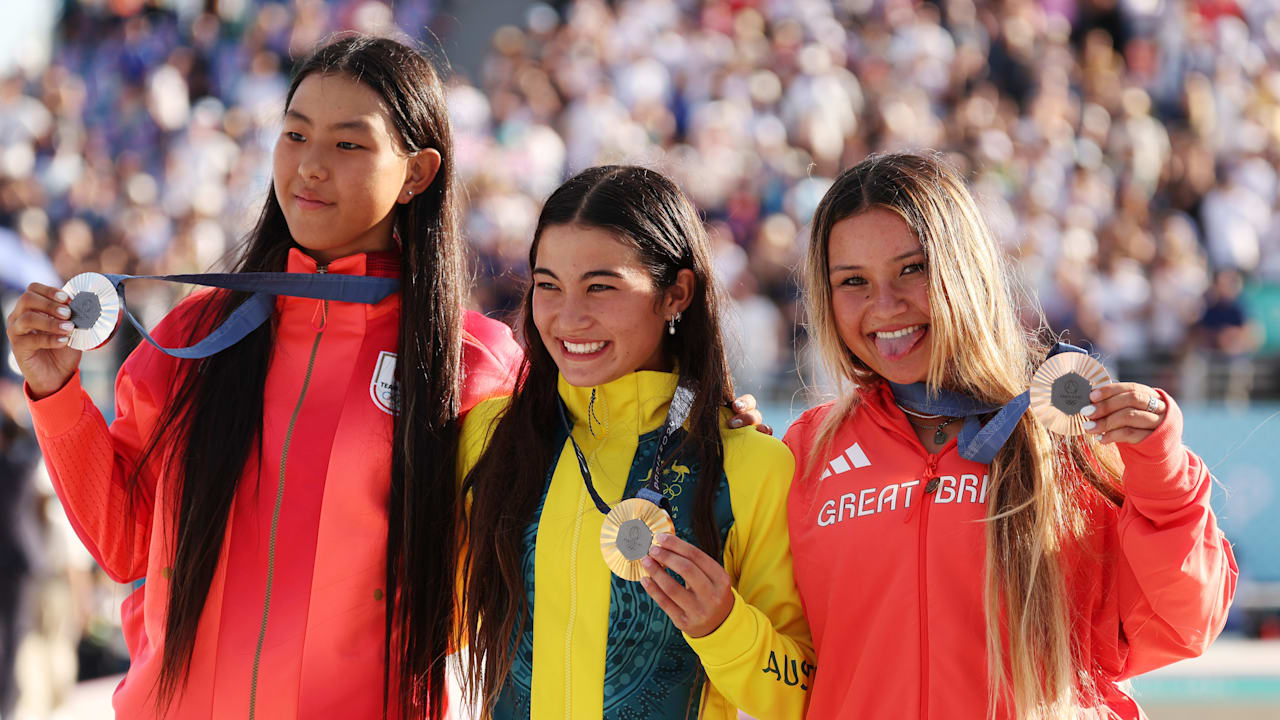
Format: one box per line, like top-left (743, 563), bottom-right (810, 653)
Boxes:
top-left (785, 151), bottom-right (1236, 719)
top-left (5, 36), bottom-right (522, 719)
top-left (458, 165), bottom-right (813, 719)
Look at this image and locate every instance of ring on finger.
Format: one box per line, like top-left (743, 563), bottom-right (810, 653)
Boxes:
top-left (1145, 395), bottom-right (1161, 414)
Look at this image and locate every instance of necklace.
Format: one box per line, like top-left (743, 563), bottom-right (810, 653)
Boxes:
top-left (902, 413), bottom-right (959, 446)
top-left (896, 403), bottom-right (944, 420)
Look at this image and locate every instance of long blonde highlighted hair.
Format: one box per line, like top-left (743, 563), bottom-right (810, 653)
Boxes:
top-left (803, 151), bottom-right (1124, 718)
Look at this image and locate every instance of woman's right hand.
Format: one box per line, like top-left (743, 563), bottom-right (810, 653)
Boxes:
top-left (5, 282), bottom-right (82, 399)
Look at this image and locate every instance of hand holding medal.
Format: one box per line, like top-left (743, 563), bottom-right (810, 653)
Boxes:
top-left (1027, 351), bottom-right (1168, 444)
top-left (5, 281), bottom-right (88, 399)
top-left (891, 343), bottom-right (1171, 462)
top-left (1074, 382), bottom-right (1169, 445)
top-left (7, 269), bottom-right (397, 399)
top-left (639, 532), bottom-right (734, 638)
top-left (571, 380), bottom-right (733, 637)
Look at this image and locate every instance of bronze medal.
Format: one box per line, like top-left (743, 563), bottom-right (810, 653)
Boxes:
top-left (1029, 352), bottom-right (1111, 436)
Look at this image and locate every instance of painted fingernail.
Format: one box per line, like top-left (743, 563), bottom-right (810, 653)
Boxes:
top-left (733, 399), bottom-right (746, 411)
top-left (1089, 390), bottom-right (1102, 401)
top-left (59, 321), bottom-right (73, 331)
top-left (56, 306), bottom-right (71, 318)
top-left (57, 336), bottom-right (69, 343)
top-left (1081, 405), bottom-right (1096, 417)
top-left (55, 291), bottom-right (68, 301)
top-left (729, 418), bottom-right (743, 428)
top-left (1082, 420), bottom-right (1096, 430)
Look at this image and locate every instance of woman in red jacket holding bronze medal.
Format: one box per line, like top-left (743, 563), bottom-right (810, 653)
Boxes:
top-left (783, 151), bottom-right (1237, 719)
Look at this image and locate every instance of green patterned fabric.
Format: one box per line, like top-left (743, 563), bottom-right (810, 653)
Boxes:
top-left (493, 425), bottom-right (734, 720)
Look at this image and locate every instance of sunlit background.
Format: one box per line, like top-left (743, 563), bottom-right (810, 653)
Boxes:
top-left (0, 1), bottom-right (1277, 718)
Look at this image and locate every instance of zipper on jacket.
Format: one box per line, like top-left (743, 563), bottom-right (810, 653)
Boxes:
top-left (917, 452), bottom-right (940, 720)
top-left (248, 264), bottom-right (327, 719)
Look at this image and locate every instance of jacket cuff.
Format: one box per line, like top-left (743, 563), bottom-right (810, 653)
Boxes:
top-left (683, 589), bottom-right (758, 667)
top-left (1117, 388), bottom-right (1197, 500)
top-left (26, 370), bottom-right (88, 438)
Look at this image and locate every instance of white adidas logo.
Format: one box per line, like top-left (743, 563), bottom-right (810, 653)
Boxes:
top-left (819, 443), bottom-right (871, 479)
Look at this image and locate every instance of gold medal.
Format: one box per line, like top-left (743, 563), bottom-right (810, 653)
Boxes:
top-left (61, 272), bottom-right (121, 351)
top-left (1029, 352), bottom-right (1111, 436)
top-left (599, 497), bottom-right (674, 582)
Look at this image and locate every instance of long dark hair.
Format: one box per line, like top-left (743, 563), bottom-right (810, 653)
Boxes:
top-left (131, 35), bottom-right (463, 719)
top-left (459, 165), bottom-right (735, 714)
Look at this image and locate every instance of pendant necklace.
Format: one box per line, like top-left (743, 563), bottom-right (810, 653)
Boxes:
top-left (900, 410), bottom-right (959, 445)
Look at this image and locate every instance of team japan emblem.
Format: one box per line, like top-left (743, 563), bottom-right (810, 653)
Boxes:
top-left (370, 351), bottom-right (399, 415)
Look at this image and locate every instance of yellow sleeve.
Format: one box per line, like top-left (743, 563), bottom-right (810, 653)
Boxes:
top-left (452, 395), bottom-right (511, 653)
top-left (457, 395), bottom-right (511, 487)
top-left (683, 427), bottom-right (814, 719)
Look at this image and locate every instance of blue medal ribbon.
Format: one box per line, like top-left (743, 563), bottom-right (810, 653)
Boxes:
top-left (102, 271), bottom-right (398, 359)
top-left (889, 342), bottom-right (1088, 464)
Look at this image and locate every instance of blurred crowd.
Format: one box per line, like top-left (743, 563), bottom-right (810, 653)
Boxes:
top-left (457, 0), bottom-right (1280, 401)
top-left (0, 0), bottom-right (1276, 406)
top-left (1, 0), bottom-right (1280, 713)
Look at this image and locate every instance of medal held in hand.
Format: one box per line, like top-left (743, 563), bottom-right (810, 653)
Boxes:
top-left (1029, 352), bottom-right (1111, 436)
top-left (599, 498), bottom-right (675, 581)
top-left (560, 381), bottom-right (695, 582)
top-left (57, 270), bottom-right (398, 357)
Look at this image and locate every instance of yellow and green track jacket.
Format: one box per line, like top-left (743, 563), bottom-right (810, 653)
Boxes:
top-left (459, 370), bottom-right (814, 719)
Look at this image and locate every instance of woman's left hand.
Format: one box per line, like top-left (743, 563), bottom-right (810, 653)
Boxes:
top-left (640, 533), bottom-right (734, 638)
top-left (1082, 382), bottom-right (1168, 445)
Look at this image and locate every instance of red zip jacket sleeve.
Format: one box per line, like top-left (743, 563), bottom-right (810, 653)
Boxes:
top-left (1091, 388), bottom-right (1239, 680)
top-left (25, 298), bottom-right (199, 583)
top-left (26, 302), bottom-right (521, 585)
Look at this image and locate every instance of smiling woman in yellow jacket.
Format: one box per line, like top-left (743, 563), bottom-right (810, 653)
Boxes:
top-left (458, 166), bottom-right (813, 719)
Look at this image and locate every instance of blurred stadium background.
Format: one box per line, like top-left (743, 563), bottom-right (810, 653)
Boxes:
top-left (0, 0), bottom-right (1277, 718)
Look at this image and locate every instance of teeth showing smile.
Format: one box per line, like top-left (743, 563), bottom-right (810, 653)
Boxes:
top-left (873, 325), bottom-right (924, 339)
top-left (563, 340), bottom-right (607, 355)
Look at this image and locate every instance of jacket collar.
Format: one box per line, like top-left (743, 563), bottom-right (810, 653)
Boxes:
top-left (856, 380), bottom-right (937, 450)
top-left (280, 247), bottom-right (401, 321)
top-left (285, 246), bottom-right (401, 278)
top-left (557, 369), bottom-right (679, 440)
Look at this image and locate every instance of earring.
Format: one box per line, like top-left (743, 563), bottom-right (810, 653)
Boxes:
top-left (406, 189), bottom-right (414, 198)
top-left (667, 311), bottom-right (681, 335)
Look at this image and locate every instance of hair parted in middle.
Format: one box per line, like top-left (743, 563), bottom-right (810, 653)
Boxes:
top-left (133, 34), bottom-right (464, 720)
top-left (802, 150), bottom-right (1124, 719)
top-left (460, 164), bottom-right (735, 716)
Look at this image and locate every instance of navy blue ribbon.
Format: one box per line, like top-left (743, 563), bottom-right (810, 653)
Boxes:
top-left (103, 272), bottom-right (398, 359)
top-left (558, 379), bottom-right (696, 515)
top-left (889, 342), bottom-right (1088, 464)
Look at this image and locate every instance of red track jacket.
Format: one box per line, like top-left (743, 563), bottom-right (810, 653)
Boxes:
top-left (27, 248), bottom-right (521, 718)
top-left (784, 381), bottom-right (1237, 719)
